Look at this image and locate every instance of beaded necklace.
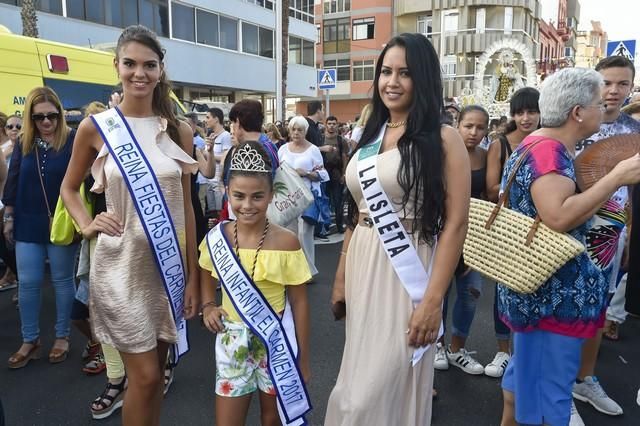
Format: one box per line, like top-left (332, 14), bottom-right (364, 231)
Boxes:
top-left (233, 219), bottom-right (270, 281)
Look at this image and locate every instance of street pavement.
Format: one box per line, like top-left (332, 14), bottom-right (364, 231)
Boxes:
top-left (1, 240), bottom-right (639, 425)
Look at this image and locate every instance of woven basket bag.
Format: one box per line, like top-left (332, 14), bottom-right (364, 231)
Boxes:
top-left (463, 139), bottom-right (585, 294)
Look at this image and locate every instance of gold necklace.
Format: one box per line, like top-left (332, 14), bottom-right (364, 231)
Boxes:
top-left (386, 120), bottom-right (406, 128)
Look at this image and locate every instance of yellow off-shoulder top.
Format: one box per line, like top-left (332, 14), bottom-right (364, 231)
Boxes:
top-left (198, 239), bottom-right (311, 322)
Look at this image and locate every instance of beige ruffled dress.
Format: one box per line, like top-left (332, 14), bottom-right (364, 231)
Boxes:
top-left (89, 116), bottom-right (197, 353)
top-left (325, 148), bottom-right (436, 426)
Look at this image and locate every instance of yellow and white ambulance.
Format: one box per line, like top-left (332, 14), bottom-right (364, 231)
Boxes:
top-left (0, 25), bottom-right (185, 120)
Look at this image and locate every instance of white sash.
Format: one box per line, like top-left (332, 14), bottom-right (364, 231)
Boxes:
top-left (356, 125), bottom-right (442, 365)
top-left (92, 108), bottom-right (189, 363)
top-left (206, 222), bottom-right (311, 426)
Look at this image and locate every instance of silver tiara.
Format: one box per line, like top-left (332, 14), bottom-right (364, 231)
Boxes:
top-left (229, 144), bottom-right (270, 173)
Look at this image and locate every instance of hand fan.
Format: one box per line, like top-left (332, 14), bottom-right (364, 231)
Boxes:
top-left (574, 134), bottom-right (640, 191)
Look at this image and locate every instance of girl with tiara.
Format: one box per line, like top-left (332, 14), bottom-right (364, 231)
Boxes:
top-left (199, 141), bottom-right (312, 426)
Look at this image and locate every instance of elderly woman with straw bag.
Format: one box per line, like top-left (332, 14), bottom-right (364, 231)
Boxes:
top-left (497, 68), bottom-right (640, 426)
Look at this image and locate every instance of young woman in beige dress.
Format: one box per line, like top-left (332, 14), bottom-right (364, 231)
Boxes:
top-left (61, 25), bottom-right (199, 426)
top-left (326, 33), bottom-right (470, 425)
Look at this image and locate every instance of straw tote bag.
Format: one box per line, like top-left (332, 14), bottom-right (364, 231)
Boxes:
top-left (463, 139), bottom-right (585, 294)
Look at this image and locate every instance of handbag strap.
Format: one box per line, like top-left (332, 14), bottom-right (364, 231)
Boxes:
top-left (485, 138), bottom-right (547, 246)
top-left (35, 146), bottom-right (52, 218)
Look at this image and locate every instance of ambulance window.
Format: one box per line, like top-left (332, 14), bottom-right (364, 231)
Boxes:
top-left (43, 79), bottom-right (115, 112)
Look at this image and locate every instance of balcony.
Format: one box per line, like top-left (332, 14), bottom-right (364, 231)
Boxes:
top-left (434, 29), bottom-right (536, 56)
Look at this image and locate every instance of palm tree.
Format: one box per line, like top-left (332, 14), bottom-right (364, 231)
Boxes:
top-left (21, 0), bottom-right (39, 38)
top-left (281, 0), bottom-right (289, 122)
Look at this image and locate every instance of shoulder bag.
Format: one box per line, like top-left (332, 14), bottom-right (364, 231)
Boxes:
top-left (463, 139), bottom-right (585, 294)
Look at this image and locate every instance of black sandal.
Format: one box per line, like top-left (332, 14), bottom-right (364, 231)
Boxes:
top-left (164, 353), bottom-right (175, 396)
top-left (91, 377), bottom-right (127, 420)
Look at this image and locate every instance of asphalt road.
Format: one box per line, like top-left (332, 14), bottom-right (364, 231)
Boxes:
top-left (1, 240), bottom-right (639, 425)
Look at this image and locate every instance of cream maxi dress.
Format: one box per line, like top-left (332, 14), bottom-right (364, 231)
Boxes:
top-left (324, 148), bottom-right (436, 426)
top-left (89, 116), bottom-right (197, 353)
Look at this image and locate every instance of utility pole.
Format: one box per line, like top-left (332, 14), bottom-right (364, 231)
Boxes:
top-left (275, 0), bottom-right (283, 122)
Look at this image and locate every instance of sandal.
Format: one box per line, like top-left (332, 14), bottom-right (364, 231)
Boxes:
top-left (8, 340), bottom-right (42, 369)
top-left (91, 377), bottom-right (127, 420)
top-left (83, 349), bottom-right (106, 375)
top-left (82, 341), bottom-right (101, 361)
top-left (0, 268), bottom-right (17, 290)
top-left (603, 320), bottom-right (620, 341)
top-left (164, 353), bottom-right (175, 395)
top-left (49, 337), bottom-right (70, 364)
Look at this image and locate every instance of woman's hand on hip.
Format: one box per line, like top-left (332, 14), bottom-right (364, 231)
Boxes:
top-left (407, 298), bottom-right (443, 348)
top-left (81, 212), bottom-right (123, 239)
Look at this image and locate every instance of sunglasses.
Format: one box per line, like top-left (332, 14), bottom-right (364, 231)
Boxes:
top-left (5, 124), bottom-right (21, 130)
top-left (31, 112), bottom-right (60, 122)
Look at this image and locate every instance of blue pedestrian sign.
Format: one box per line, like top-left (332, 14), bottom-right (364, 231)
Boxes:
top-left (318, 69), bottom-right (336, 90)
top-left (607, 40), bottom-right (635, 61)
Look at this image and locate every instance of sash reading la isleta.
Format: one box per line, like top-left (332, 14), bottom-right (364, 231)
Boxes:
top-left (92, 108), bottom-right (189, 363)
top-left (206, 223), bottom-right (311, 426)
top-left (356, 124), bottom-right (443, 366)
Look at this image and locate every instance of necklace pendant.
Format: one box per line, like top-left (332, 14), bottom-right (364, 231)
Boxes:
top-left (36, 138), bottom-right (51, 151)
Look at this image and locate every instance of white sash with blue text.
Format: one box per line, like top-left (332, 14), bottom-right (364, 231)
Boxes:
top-left (206, 223), bottom-right (311, 426)
top-left (356, 125), bottom-right (442, 365)
top-left (92, 108), bottom-right (189, 362)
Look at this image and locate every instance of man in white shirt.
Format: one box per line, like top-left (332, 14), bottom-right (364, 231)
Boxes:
top-left (203, 107), bottom-right (232, 217)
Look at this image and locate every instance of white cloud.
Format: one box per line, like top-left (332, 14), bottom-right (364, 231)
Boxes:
top-left (540, 0), bottom-right (639, 41)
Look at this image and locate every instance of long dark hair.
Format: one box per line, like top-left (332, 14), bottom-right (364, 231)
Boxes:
top-left (347, 33), bottom-right (445, 245)
top-left (116, 25), bottom-right (180, 144)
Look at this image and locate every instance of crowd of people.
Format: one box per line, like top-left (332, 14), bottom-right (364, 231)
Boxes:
top-left (1, 24), bottom-right (640, 426)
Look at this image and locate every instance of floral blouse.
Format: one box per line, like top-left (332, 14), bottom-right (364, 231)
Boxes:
top-left (497, 136), bottom-right (608, 339)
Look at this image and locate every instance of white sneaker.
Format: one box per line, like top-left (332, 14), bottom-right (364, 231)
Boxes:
top-left (569, 400), bottom-right (585, 426)
top-left (446, 346), bottom-right (484, 375)
top-left (484, 352), bottom-right (511, 378)
top-left (636, 388), bottom-right (640, 406)
top-left (572, 376), bottom-right (623, 415)
top-left (433, 343), bottom-right (449, 370)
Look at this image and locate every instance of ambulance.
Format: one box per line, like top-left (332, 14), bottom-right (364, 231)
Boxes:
top-left (0, 26), bottom-right (185, 120)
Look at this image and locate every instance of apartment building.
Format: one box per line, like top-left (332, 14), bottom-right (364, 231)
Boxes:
top-left (0, 0), bottom-right (317, 108)
top-left (537, 19), bottom-right (565, 78)
top-left (296, 0), bottom-right (393, 122)
top-left (396, 0), bottom-right (542, 98)
top-left (575, 20), bottom-right (608, 69)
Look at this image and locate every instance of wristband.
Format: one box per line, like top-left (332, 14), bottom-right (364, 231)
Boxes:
top-left (200, 301), bottom-right (217, 314)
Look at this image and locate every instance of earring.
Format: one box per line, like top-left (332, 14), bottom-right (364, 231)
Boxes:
top-left (578, 119), bottom-right (583, 123)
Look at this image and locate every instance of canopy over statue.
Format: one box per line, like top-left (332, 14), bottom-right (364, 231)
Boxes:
top-left (470, 38), bottom-right (538, 117)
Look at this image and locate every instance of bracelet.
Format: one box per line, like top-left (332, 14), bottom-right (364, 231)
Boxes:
top-left (340, 251), bottom-right (347, 256)
top-left (200, 301), bottom-right (217, 314)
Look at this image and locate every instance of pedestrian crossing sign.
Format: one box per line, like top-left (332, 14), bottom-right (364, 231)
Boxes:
top-left (606, 40), bottom-right (635, 61)
top-left (318, 69), bottom-right (336, 90)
